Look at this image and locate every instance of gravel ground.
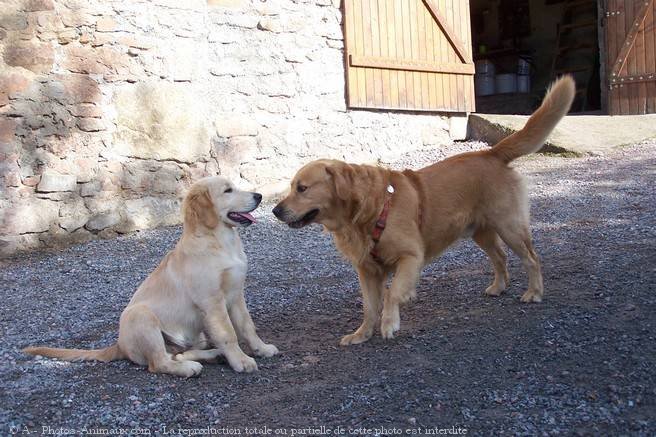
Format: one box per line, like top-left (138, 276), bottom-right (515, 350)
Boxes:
top-left (1, 141), bottom-right (655, 436)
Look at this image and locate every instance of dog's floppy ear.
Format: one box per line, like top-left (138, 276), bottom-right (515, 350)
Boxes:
top-left (183, 186), bottom-right (219, 231)
top-left (325, 163), bottom-right (354, 201)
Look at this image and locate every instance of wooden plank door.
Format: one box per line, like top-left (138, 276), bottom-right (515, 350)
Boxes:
top-left (605, 0), bottom-right (656, 114)
top-left (343, 0), bottom-right (475, 112)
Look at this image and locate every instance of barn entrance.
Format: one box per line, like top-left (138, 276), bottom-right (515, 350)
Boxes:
top-left (470, 0), bottom-right (656, 115)
top-left (341, 0), bottom-right (655, 115)
top-left (470, 0), bottom-right (602, 114)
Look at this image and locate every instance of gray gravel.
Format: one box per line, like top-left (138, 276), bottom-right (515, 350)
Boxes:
top-left (1, 141), bottom-right (655, 435)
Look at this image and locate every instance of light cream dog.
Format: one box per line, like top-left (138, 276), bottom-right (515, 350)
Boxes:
top-left (273, 76), bottom-right (575, 345)
top-left (24, 176), bottom-right (278, 377)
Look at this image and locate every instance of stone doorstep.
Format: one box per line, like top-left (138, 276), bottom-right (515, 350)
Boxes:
top-left (468, 113), bottom-right (656, 156)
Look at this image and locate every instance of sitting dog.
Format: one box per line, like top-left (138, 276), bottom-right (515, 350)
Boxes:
top-left (273, 76), bottom-right (575, 345)
top-left (24, 176), bottom-right (278, 376)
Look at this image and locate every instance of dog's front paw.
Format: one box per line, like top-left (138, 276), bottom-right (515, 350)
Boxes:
top-left (520, 289), bottom-right (543, 303)
top-left (254, 343), bottom-right (279, 357)
top-left (380, 316), bottom-right (400, 339)
top-left (230, 354), bottom-right (258, 373)
top-left (340, 331), bottom-right (372, 346)
top-left (484, 284), bottom-right (504, 297)
top-left (484, 276), bottom-right (507, 296)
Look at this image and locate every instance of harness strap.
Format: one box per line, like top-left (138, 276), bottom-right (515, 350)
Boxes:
top-left (370, 185), bottom-right (394, 260)
top-left (369, 184), bottom-right (423, 262)
top-left (371, 198), bottom-right (391, 245)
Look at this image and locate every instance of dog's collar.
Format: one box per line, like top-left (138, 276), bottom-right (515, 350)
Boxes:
top-left (370, 185), bottom-right (394, 260)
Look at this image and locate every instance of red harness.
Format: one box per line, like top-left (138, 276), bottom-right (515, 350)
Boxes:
top-left (369, 186), bottom-right (394, 260)
top-left (369, 184), bottom-right (422, 262)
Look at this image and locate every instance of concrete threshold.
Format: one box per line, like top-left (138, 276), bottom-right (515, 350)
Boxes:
top-left (468, 113), bottom-right (656, 156)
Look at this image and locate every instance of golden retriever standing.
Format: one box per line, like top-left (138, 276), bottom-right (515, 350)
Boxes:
top-left (24, 176), bottom-right (278, 376)
top-left (273, 76), bottom-right (575, 345)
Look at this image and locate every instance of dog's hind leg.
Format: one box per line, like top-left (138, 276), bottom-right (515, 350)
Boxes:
top-left (340, 266), bottom-right (385, 346)
top-left (118, 305), bottom-right (203, 377)
top-left (174, 349), bottom-right (221, 363)
top-left (495, 227), bottom-right (544, 303)
top-left (148, 355), bottom-right (203, 377)
top-left (473, 227), bottom-right (509, 297)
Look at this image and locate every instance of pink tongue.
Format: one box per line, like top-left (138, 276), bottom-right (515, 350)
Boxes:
top-left (238, 212), bottom-right (256, 223)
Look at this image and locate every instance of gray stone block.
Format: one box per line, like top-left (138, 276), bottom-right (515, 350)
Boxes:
top-left (37, 172), bottom-right (77, 193)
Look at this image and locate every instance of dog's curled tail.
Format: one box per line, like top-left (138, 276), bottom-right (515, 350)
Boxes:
top-left (490, 75), bottom-right (576, 163)
top-left (23, 344), bottom-right (124, 362)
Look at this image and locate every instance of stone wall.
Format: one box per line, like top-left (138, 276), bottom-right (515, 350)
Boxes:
top-left (0, 0), bottom-right (458, 256)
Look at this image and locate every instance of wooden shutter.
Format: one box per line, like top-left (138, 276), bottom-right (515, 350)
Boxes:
top-left (343, 0), bottom-right (475, 112)
top-left (606, 0), bottom-right (656, 114)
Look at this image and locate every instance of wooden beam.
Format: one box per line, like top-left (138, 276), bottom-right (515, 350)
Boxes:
top-left (422, 0), bottom-right (471, 64)
top-left (611, 0), bottom-right (654, 78)
top-left (350, 54), bottom-right (475, 75)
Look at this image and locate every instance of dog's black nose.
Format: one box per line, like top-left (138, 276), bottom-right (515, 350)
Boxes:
top-left (272, 204), bottom-right (284, 218)
top-left (253, 192), bottom-right (262, 203)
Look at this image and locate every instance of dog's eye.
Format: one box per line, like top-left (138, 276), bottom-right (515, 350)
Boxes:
top-left (224, 188), bottom-right (233, 193)
top-left (297, 185), bottom-right (307, 193)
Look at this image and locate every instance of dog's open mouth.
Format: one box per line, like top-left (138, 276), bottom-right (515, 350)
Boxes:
top-left (227, 211), bottom-right (257, 226)
top-left (288, 209), bottom-right (319, 229)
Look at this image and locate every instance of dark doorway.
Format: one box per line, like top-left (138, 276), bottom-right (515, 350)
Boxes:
top-left (470, 0), bottom-right (602, 114)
